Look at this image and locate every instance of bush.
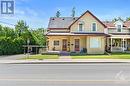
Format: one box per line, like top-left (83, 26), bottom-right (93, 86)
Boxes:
top-left (0, 37), bottom-right (24, 55)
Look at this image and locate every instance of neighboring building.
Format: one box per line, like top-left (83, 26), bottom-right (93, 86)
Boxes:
top-left (46, 10), bottom-right (130, 54)
top-left (103, 20), bottom-right (130, 52)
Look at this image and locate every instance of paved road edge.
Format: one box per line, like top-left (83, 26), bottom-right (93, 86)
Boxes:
top-left (1, 59), bottom-right (130, 64)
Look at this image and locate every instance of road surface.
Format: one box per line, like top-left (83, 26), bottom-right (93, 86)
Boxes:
top-left (0, 63), bottom-right (130, 86)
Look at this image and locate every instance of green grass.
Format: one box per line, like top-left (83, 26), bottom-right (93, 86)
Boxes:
top-left (22, 55), bottom-right (59, 60)
top-left (71, 53), bottom-right (130, 59)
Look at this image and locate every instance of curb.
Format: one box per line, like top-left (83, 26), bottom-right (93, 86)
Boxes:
top-left (1, 59), bottom-right (130, 64)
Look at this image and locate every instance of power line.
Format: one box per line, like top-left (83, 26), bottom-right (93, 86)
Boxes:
top-left (0, 20), bottom-right (15, 26)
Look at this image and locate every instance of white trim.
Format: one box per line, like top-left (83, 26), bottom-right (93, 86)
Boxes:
top-left (111, 38), bottom-right (112, 52)
top-left (108, 37), bottom-right (130, 39)
top-left (117, 25), bottom-right (122, 32)
top-left (91, 22), bottom-right (97, 32)
top-left (115, 20), bottom-right (123, 32)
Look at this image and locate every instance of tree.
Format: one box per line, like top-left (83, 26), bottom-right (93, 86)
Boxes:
top-left (112, 18), bottom-right (118, 22)
top-left (126, 17), bottom-right (130, 21)
top-left (118, 17), bottom-right (124, 21)
top-left (56, 10), bottom-right (61, 17)
top-left (0, 20), bottom-right (47, 55)
top-left (3, 27), bottom-right (16, 38)
top-left (15, 20), bottom-right (29, 37)
top-left (0, 25), bottom-right (3, 36)
top-left (15, 20), bottom-right (33, 44)
top-left (31, 28), bottom-right (46, 46)
top-left (71, 7), bottom-right (76, 17)
top-left (112, 17), bottom-right (124, 22)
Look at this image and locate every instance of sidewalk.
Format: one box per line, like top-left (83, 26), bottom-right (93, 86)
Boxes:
top-left (1, 59), bottom-right (130, 64)
top-left (0, 54), bottom-right (26, 60)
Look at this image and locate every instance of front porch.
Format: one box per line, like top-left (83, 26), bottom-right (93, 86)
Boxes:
top-left (107, 37), bottom-right (130, 52)
top-left (47, 35), bottom-right (106, 54)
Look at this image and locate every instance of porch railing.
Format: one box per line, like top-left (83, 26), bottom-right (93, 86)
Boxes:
top-left (112, 47), bottom-right (122, 52)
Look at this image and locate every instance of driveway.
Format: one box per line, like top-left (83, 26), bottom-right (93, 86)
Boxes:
top-left (0, 54), bottom-right (26, 60)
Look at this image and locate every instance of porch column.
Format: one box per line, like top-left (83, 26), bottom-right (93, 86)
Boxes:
top-left (107, 38), bottom-right (109, 48)
top-left (111, 38), bottom-right (112, 52)
top-left (122, 38), bottom-right (124, 52)
top-left (68, 36), bottom-right (70, 52)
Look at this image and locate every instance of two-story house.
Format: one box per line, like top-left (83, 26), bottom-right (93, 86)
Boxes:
top-left (46, 10), bottom-right (130, 54)
top-left (104, 20), bottom-right (130, 52)
top-left (46, 10), bottom-right (109, 54)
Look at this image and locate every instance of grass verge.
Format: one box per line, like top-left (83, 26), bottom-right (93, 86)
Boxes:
top-left (22, 55), bottom-right (59, 60)
top-left (71, 52), bottom-right (130, 59)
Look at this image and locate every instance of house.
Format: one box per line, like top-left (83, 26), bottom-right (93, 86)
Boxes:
top-left (46, 10), bottom-right (130, 54)
top-left (103, 20), bottom-right (130, 52)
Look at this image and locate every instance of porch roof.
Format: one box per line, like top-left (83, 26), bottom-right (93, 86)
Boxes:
top-left (108, 35), bottom-right (130, 38)
top-left (46, 32), bottom-right (109, 36)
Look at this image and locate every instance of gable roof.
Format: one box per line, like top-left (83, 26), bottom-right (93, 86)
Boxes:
top-left (103, 20), bottom-right (130, 28)
top-left (48, 17), bottom-right (78, 29)
top-left (69, 10), bottom-right (107, 28)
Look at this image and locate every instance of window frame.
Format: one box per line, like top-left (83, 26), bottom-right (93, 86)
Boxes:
top-left (79, 23), bottom-right (83, 31)
top-left (117, 24), bottom-right (122, 32)
top-left (91, 22), bottom-right (97, 32)
top-left (54, 40), bottom-right (59, 46)
top-left (90, 37), bottom-right (101, 48)
top-left (78, 21), bottom-right (84, 32)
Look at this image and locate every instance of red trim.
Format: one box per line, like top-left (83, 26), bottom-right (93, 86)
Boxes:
top-left (69, 10), bottom-right (107, 28)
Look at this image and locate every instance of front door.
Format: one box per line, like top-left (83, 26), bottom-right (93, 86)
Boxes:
top-left (62, 39), bottom-right (67, 51)
top-left (75, 39), bottom-right (80, 51)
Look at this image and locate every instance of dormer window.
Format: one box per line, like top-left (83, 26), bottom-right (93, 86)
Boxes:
top-left (92, 22), bottom-right (97, 31)
top-left (117, 25), bottom-right (122, 32)
top-left (114, 20), bottom-right (123, 32)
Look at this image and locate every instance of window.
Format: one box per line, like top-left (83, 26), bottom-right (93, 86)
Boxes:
top-left (90, 37), bottom-right (101, 48)
top-left (54, 41), bottom-right (59, 46)
top-left (92, 23), bottom-right (97, 31)
top-left (79, 23), bottom-right (83, 31)
top-left (117, 25), bottom-right (122, 32)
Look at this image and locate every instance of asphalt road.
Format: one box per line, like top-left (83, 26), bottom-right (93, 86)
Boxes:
top-left (0, 63), bottom-right (130, 86)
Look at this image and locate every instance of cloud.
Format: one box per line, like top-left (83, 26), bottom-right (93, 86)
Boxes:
top-left (0, 7), bottom-right (46, 28)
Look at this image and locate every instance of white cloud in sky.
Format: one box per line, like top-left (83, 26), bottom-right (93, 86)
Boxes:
top-left (0, 7), bottom-right (47, 28)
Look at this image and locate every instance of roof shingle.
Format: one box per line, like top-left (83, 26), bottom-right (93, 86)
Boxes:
top-left (48, 17), bottom-right (78, 28)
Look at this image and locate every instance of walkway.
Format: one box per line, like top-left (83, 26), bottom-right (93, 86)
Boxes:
top-left (59, 51), bottom-right (72, 59)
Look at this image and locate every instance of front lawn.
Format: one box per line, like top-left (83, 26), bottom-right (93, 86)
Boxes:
top-left (71, 53), bottom-right (130, 59)
top-left (22, 55), bottom-right (59, 60)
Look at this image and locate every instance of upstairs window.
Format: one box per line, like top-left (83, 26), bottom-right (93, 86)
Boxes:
top-left (117, 25), bottom-right (122, 32)
top-left (92, 23), bottom-right (97, 31)
top-left (79, 23), bottom-right (83, 31)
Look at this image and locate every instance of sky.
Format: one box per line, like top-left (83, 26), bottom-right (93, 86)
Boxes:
top-left (0, 0), bottom-right (130, 28)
